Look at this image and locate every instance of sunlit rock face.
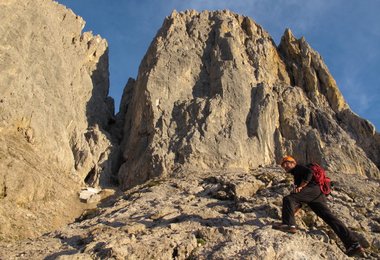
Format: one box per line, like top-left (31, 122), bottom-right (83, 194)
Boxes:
top-left (0, 0), bottom-right (117, 240)
top-left (118, 10), bottom-right (379, 189)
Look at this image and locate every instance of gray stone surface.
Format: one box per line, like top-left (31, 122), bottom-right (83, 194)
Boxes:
top-left (1, 167), bottom-right (378, 259)
top-left (0, 0), bottom-right (117, 240)
top-left (118, 10), bottom-right (379, 190)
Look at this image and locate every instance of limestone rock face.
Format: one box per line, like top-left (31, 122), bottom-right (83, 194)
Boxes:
top-left (0, 0), bottom-right (116, 240)
top-left (278, 29), bottom-right (380, 176)
top-left (119, 10), bottom-right (379, 189)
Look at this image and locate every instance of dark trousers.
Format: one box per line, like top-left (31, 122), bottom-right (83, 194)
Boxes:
top-left (282, 185), bottom-right (358, 249)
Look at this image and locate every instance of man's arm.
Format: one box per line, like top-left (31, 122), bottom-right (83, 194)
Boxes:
top-left (294, 180), bottom-right (309, 193)
top-left (294, 166), bottom-right (313, 192)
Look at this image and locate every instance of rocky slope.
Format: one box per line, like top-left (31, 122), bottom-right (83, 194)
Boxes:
top-left (1, 167), bottom-right (379, 259)
top-left (0, 0), bottom-right (117, 240)
top-left (118, 10), bottom-right (380, 190)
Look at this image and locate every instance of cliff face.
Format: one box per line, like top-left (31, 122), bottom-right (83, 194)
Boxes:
top-left (0, 0), bottom-right (117, 240)
top-left (278, 29), bottom-right (380, 175)
top-left (118, 10), bottom-right (379, 189)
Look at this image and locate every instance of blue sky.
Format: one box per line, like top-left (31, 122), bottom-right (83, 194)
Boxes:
top-left (56, 0), bottom-right (380, 131)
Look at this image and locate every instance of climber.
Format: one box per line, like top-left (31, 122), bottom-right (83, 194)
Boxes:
top-left (272, 156), bottom-right (364, 257)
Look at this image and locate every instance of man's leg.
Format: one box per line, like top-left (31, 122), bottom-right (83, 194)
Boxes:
top-left (308, 201), bottom-right (358, 249)
top-left (281, 186), bottom-right (321, 226)
top-left (282, 195), bottom-right (301, 226)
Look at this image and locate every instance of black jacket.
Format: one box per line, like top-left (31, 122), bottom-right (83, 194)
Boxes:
top-left (290, 164), bottom-right (317, 187)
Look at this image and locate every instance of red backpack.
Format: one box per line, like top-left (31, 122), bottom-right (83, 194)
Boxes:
top-left (307, 163), bottom-right (332, 195)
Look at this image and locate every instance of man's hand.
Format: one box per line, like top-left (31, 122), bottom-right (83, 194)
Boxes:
top-left (292, 181), bottom-right (309, 193)
top-left (291, 186), bottom-right (303, 193)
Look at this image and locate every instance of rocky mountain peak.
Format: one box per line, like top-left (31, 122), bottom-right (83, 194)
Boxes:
top-left (278, 28), bottom-right (348, 112)
top-left (118, 10), bottom-right (379, 190)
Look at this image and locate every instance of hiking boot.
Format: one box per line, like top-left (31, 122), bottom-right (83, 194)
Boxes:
top-left (272, 224), bottom-right (297, 234)
top-left (346, 242), bottom-right (365, 257)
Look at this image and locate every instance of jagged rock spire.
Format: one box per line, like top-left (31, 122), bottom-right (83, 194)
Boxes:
top-left (278, 28), bottom-right (348, 112)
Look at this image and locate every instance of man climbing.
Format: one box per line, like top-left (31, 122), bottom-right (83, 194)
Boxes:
top-left (273, 156), bottom-right (364, 257)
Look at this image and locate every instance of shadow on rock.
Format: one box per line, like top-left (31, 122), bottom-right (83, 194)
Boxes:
top-left (44, 250), bottom-right (78, 260)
